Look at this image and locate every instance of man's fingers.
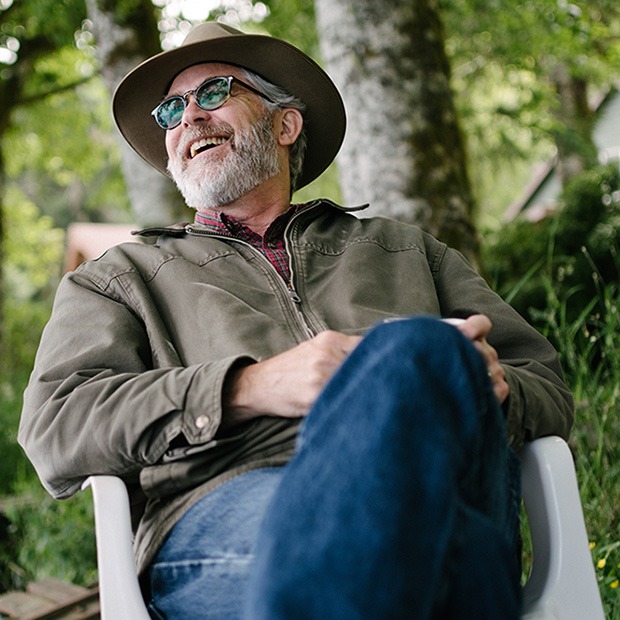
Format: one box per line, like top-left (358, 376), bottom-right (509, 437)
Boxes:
top-left (457, 314), bottom-right (492, 341)
top-left (452, 315), bottom-right (510, 405)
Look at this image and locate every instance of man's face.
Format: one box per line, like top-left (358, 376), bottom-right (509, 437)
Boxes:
top-left (164, 63), bottom-right (282, 211)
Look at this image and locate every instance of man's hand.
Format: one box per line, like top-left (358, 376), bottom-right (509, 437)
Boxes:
top-left (454, 314), bottom-right (510, 405)
top-left (222, 330), bottom-right (362, 428)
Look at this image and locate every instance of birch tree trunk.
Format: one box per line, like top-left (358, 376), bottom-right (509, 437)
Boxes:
top-left (86, 0), bottom-right (189, 227)
top-left (314, 0), bottom-right (478, 261)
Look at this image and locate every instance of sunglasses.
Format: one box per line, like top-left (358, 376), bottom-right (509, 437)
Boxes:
top-left (151, 75), bottom-right (275, 130)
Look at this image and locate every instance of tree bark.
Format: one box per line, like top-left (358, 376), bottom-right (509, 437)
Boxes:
top-left (86, 0), bottom-right (189, 227)
top-left (314, 0), bottom-right (478, 261)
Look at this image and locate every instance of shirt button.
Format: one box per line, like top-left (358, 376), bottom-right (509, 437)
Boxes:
top-left (195, 415), bottom-right (210, 430)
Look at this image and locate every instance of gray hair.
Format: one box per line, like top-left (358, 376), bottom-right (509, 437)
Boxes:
top-left (238, 68), bottom-right (308, 194)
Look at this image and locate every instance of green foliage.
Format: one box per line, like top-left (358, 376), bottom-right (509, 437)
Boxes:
top-left (0, 295), bottom-right (52, 494)
top-left (445, 0), bottom-right (620, 87)
top-left (544, 281), bottom-right (620, 616)
top-left (516, 280), bottom-right (620, 616)
top-left (5, 45), bottom-right (131, 228)
top-left (483, 164), bottom-right (620, 343)
top-left (485, 164), bottom-right (620, 612)
top-left (444, 0), bottom-right (620, 217)
top-left (19, 35), bottom-right (96, 99)
top-left (0, 0), bottom-right (87, 125)
top-left (99, 0), bottom-right (153, 25)
top-left (0, 183), bottom-right (64, 499)
top-left (4, 186), bottom-right (64, 301)
top-left (1, 0), bottom-right (86, 48)
top-left (261, 0), bottom-right (319, 57)
top-left (1, 482), bottom-right (97, 592)
top-left (0, 172), bottom-right (92, 592)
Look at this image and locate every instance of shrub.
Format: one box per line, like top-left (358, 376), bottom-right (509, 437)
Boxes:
top-left (1, 481), bottom-right (97, 591)
top-left (483, 163), bottom-right (620, 361)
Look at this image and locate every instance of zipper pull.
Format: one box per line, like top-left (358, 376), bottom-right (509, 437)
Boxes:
top-left (288, 288), bottom-right (302, 303)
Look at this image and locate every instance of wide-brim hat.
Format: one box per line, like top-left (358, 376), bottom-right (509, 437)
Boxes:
top-left (112, 22), bottom-right (346, 189)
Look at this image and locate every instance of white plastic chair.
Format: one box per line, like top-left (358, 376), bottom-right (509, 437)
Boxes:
top-left (83, 436), bottom-right (604, 619)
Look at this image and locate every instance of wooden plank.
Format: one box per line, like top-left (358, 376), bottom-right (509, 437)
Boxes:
top-left (0, 590), bottom-right (57, 617)
top-left (21, 590), bottom-right (99, 620)
top-left (26, 581), bottom-right (91, 605)
top-left (30, 595), bottom-right (100, 620)
top-left (0, 580), bottom-right (100, 620)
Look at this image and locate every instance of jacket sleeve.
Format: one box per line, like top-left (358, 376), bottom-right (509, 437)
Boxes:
top-left (18, 272), bottom-right (247, 500)
top-left (431, 242), bottom-right (574, 450)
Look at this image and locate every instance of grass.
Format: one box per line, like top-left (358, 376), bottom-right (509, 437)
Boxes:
top-left (523, 275), bottom-right (620, 617)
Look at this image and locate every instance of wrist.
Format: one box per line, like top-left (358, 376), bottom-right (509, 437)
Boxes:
top-left (221, 360), bottom-right (261, 429)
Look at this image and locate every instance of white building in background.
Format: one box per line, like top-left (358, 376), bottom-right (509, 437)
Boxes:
top-left (505, 86), bottom-right (620, 222)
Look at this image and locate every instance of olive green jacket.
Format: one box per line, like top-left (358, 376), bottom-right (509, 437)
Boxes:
top-left (19, 200), bottom-right (574, 575)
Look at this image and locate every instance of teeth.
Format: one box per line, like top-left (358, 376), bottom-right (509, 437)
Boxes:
top-left (190, 136), bottom-right (227, 158)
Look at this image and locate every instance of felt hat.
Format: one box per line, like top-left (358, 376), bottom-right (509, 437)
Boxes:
top-left (112, 22), bottom-right (346, 189)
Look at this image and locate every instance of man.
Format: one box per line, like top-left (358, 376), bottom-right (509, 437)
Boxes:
top-left (20, 22), bottom-right (573, 619)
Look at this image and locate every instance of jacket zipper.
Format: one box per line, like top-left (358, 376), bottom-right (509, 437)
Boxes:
top-left (281, 200), bottom-right (321, 308)
top-left (185, 225), bottom-right (305, 304)
top-left (185, 211), bottom-right (319, 340)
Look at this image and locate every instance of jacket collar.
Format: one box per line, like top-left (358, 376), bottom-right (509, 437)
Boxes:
top-left (131, 199), bottom-right (369, 239)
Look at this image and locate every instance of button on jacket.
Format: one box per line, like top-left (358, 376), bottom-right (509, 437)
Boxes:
top-left (19, 200), bottom-right (574, 575)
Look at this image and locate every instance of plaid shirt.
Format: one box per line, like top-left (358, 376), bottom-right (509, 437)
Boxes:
top-left (194, 205), bottom-right (303, 283)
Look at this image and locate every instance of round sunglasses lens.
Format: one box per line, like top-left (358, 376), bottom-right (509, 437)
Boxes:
top-left (156, 97), bottom-right (185, 129)
top-left (196, 78), bottom-right (230, 110)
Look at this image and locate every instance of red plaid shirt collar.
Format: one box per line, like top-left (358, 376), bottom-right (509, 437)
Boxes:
top-left (193, 205), bottom-right (304, 282)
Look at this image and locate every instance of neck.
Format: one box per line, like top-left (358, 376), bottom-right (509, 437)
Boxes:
top-left (199, 172), bottom-right (291, 237)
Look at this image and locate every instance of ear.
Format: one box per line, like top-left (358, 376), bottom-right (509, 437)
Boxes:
top-left (276, 108), bottom-right (304, 146)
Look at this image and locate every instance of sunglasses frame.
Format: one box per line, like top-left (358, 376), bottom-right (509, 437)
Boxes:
top-left (151, 75), bottom-right (275, 130)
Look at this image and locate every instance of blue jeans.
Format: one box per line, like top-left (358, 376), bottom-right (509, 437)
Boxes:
top-left (148, 317), bottom-right (521, 619)
top-left (148, 468), bottom-right (283, 619)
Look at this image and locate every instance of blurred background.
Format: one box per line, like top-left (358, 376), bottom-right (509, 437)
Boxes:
top-left (0, 0), bottom-right (618, 615)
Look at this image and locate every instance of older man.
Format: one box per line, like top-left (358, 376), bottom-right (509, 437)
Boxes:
top-left (20, 22), bottom-right (573, 619)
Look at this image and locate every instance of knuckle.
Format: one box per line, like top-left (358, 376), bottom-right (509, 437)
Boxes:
top-left (313, 330), bottom-right (339, 345)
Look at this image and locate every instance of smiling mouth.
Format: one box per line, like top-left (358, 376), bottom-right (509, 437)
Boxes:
top-left (189, 136), bottom-right (229, 159)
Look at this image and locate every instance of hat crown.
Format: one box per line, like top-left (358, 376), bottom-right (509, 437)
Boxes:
top-left (183, 22), bottom-right (243, 46)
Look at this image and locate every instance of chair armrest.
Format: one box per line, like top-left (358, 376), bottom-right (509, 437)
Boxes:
top-left (521, 436), bottom-right (604, 619)
top-left (82, 476), bottom-right (151, 620)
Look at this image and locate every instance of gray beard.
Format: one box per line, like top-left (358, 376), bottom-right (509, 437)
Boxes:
top-left (167, 111), bottom-right (282, 211)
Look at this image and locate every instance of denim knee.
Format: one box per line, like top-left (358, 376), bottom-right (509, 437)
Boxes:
top-left (367, 315), bottom-right (461, 346)
top-left (361, 315), bottom-right (485, 383)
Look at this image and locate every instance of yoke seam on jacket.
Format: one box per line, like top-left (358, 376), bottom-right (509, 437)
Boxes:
top-left (299, 239), bottom-right (425, 255)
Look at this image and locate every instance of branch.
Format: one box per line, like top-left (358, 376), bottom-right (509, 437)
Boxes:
top-left (17, 75), bottom-right (95, 105)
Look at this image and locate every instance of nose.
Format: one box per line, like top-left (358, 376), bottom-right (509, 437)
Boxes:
top-left (181, 93), bottom-right (211, 127)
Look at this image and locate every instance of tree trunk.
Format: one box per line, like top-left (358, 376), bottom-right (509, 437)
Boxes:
top-left (86, 0), bottom-right (189, 227)
top-left (548, 63), bottom-right (598, 185)
top-left (314, 0), bottom-right (478, 261)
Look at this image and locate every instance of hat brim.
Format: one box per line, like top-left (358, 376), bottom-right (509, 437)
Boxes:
top-left (112, 28), bottom-right (346, 190)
